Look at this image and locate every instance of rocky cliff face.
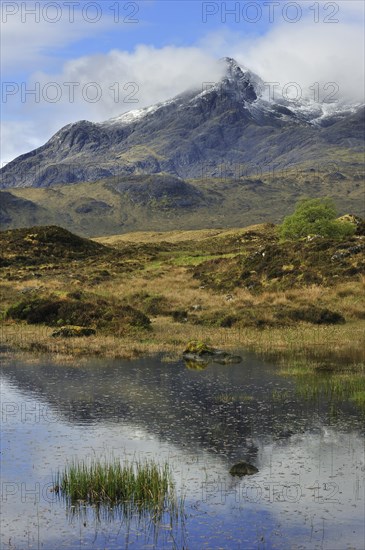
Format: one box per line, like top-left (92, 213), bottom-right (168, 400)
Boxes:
top-left (1, 58), bottom-right (364, 189)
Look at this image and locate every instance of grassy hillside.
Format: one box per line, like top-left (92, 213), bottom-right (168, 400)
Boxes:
top-left (1, 225), bottom-right (364, 383)
top-left (0, 163), bottom-right (363, 237)
top-left (0, 225), bottom-right (109, 267)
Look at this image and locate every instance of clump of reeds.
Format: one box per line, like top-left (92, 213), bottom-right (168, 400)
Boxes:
top-left (54, 458), bottom-right (181, 519)
top-left (279, 364), bottom-right (365, 411)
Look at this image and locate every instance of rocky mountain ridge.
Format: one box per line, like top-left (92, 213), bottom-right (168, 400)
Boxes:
top-left (1, 57), bottom-right (364, 189)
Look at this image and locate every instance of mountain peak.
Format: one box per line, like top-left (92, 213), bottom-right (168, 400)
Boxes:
top-left (220, 56), bottom-right (245, 75)
top-left (214, 57), bottom-right (259, 102)
top-left (107, 58), bottom-right (260, 128)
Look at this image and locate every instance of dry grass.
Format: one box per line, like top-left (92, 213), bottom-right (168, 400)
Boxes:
top-left (2, 316), bottom-right (363, 369)
top-left (1, 226), bottom-right (364, 369)
top-left (0, 324), bottom-right (142, 360)
top-left (93, 224), bottom-right (266, 246)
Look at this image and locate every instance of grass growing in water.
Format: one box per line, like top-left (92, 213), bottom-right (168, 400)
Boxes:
top-left (279, 361), bottom-right (365, 412)
top-left (54, 458), bottom-right (182, 521)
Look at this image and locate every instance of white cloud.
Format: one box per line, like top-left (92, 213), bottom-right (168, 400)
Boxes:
top-left (2, 46), bottom-right (225, 164)
top-left (0, 121), bottom-right (45, 166)
top-left (232, 21), bottom-right (364, 104)
top-left (1, 0), bottom-right (364, 165)
top-left (315, 0), bottom-right (364, 19)
top-left (0, 4), bottom-right (119, 74)
top-left (201, 1), bottom-right (364, 104)
top-left (33, 45), bottom-right (226, 116)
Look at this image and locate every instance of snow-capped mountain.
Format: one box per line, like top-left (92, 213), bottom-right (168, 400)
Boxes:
top-left (1, 57), bottom-right (363, 188)
top-left (105, 58), bottom-right (361, 130)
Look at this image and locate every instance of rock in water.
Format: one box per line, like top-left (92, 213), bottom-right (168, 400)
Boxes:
top-left (182, 340), bottom-right (242, 366)
top-left (229, 462), bottom-right (258, 477)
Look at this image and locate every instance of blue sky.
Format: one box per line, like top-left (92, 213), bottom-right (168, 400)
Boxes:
top-left (3, 1), bottom-right (274, 79)
top-left (1, 1), bottom-right (364, 164)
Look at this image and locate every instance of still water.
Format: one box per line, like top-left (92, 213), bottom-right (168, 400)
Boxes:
top-left (1, 351), bottom-right (364, 549)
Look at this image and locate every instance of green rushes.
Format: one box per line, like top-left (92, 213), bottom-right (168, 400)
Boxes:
top-left (54, 458), bottom-right (181, 519)
top-left (279, 363), bottom-right (365, 411)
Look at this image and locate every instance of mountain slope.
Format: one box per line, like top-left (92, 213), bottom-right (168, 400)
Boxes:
top-left (1, 58), bottom-right (364, 189)
top-left (1, 165), bottom-right (363, 237)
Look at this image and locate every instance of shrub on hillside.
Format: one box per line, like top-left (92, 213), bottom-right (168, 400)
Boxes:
top-left (279, 198), bottom-right (355, 240)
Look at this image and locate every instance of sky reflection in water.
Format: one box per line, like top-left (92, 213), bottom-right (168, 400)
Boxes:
top-left (1, 352), bottom-right (364, 549)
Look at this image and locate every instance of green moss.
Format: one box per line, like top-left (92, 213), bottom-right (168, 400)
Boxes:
top-left (183, 340), bottom-right (214, 355)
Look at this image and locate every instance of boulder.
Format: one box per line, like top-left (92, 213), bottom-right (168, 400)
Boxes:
top-left (229, 462), bottom-right (258, 477)
top-left (183, 340), bottom-right (242, 365)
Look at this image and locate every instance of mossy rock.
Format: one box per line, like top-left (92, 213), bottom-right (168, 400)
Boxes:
top-left (183, 340), bottom-right (242, 365)
top-left (52, 326), bottom-right (96, 338)
top-left (337, 214), bottom-right (365, 236)
top-left (183, 340), bottom-right (215, 355)
top-left (229, 462), bottom-right (258, 477)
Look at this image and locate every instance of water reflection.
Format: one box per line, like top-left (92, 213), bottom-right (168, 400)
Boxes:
top-left (1, 351), bottom-right (364, 549)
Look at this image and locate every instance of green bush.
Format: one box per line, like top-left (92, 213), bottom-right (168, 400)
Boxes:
top-left (279, 198), bottom-right (355, 240)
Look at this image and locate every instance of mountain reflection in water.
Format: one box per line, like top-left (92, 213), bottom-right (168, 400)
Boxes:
top-left (1, 351), bottom-right (364, 550)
